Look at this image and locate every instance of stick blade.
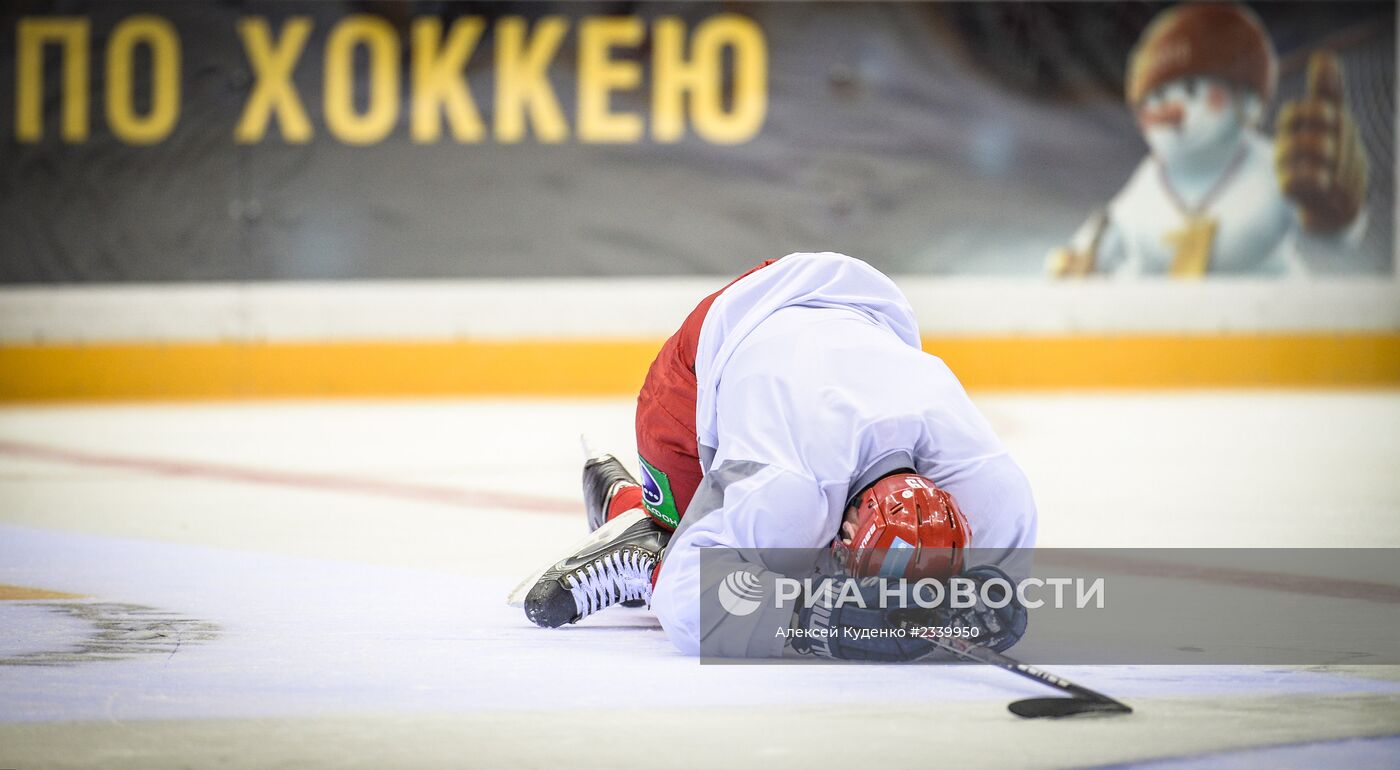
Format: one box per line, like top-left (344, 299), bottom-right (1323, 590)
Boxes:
top-left (1008, 697), bottom-right (1132, 719)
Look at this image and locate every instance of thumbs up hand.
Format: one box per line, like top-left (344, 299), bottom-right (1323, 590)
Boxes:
top-left (1275, 50), bottom-right (1369, 233)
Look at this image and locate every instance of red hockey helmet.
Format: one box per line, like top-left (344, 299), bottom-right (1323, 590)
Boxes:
top-left (834, 473), bottom-right (971, 581)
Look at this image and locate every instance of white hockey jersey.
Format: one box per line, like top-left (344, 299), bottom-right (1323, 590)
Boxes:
top-left (649, 252), bottom-right (1039, 656)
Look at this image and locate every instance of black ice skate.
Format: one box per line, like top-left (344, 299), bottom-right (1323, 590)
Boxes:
top-left (580, 439), bottom-right (650, 606)
top-left (521, 509), bottom-right (670, 628)
top-left (582, 448), bottom-right (640, 533)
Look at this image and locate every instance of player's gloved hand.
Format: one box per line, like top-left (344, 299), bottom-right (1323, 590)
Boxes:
top-left (788, 566), bottom-right (1028, 661)
top-left (937, 565), bottom-right (1028, 653)
top-left (1275, 50), bottom-right (1368, 234)
top-left (788, 577), bottom-right (940, 662)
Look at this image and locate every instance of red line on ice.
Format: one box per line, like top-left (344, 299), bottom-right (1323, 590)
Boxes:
top-left (5, 440), bottom-right (1396, 605)
top-left (0, 439), bottom-right (579, 515)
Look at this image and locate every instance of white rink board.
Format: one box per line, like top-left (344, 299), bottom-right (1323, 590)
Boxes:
top-left (1, 276), bottom-right (1398, 343)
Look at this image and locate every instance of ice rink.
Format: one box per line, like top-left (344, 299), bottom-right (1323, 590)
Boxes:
top-left (2, 391), bottom-right (1399, 768)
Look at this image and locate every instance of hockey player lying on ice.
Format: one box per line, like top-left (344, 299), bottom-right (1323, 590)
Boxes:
top-left (518, 253), bottom-right (1038, 661)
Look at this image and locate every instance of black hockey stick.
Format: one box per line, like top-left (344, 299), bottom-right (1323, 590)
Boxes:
top-left (929, 637), bottom-right (1132, 719)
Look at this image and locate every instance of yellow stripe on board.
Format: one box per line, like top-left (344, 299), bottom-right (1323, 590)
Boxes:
top-left (928, 333), bottom-right (1400, 390)
top-left (0, 334), bottom-right (1397, 402)
top-left (0, 584), bottom-right (87, 600)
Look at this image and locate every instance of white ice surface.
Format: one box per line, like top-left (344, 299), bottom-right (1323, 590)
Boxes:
top-left (1, 393), bottom-right (1398, 768)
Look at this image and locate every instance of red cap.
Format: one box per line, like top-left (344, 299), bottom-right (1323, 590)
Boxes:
top-left (1126, 3), bottom-right (1277, 106)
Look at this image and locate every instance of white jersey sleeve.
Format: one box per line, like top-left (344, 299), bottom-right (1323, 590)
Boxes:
top-left (648, 462), bottom-right (833, 657)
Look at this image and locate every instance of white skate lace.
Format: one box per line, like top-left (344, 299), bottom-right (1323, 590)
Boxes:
top-left (564, 548), bottom-right (655, 618)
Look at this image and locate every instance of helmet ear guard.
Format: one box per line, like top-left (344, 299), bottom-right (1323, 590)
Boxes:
top-left (833, 472), bottom-right (971, 581)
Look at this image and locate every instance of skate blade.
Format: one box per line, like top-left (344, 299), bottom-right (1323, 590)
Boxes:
top-left (579, 433), bottom-right (602, 462)
top-left (505, 508), bottom-right (649, 607)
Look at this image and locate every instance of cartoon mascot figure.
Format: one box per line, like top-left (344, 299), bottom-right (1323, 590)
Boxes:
top-left (1048, 2), bottom-right (1368, 278)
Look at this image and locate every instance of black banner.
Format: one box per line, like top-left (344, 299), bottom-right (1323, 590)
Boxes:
top-left (1, 2), bottom-right (1392, 282)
